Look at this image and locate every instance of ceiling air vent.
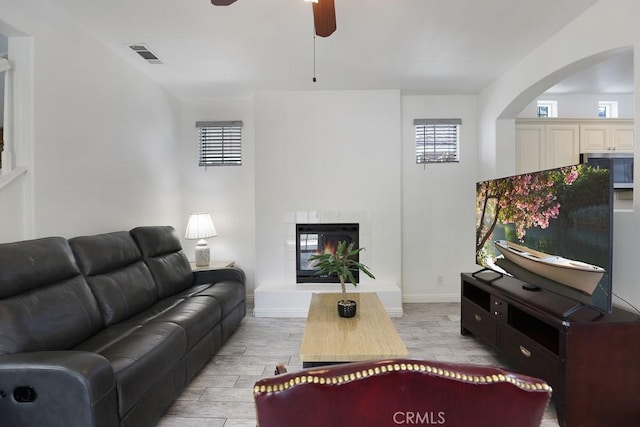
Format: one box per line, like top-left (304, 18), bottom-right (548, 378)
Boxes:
top-left (128, 44), bottom-right (162, 64)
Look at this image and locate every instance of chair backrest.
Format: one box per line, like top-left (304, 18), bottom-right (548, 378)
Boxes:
top-left (253, 358), bottom-right (551, 427)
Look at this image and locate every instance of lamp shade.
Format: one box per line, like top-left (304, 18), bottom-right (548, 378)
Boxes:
top-left (185, 213), bottom-right (218, 240)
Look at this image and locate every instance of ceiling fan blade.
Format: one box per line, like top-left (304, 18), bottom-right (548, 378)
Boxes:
top-left (211, 0), bottom-right (237, 5)
top-left (312, 0), bottom-right (337, 37)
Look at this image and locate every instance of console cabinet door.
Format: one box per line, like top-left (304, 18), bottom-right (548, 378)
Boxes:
top-left (499, 325), bottom-right (560, 389)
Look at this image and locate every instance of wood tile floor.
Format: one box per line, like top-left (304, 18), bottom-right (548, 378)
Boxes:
top-left (158, 302), bottom-right (560, 427)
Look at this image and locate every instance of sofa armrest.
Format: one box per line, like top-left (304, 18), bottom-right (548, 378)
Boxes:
top-left (193, 266), bottom-right (246, 286)
top-left (0, 351), bottom-right (119, 427)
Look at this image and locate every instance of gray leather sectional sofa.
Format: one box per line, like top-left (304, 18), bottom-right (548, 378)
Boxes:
top-left (0, 226), bottom-right (246, 427)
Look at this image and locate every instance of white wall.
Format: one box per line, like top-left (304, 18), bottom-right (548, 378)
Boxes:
top-left (518, 94), bottom-right (634, 118)
top-left (179, 91), bottom-right (481, 303)
top-left (0, 0), bottom-right (183, 241)
top-left (254, 90), bottom-right (402, 291)
top-left (0, 173), bottom-right (26, 243)
top-left (179, 96), bottom-right (256, 293)
top-left (401, 96), bottom-right (479, 302)
top-left (0, 16), bottom-right (33, 241)
top-left (478, 0), bottom-right (640, 309)
top-left (0, 34), bottom-right (6, 127)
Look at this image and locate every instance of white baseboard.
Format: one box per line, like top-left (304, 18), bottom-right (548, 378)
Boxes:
top-left (401, 293), bottom-right (460, 303)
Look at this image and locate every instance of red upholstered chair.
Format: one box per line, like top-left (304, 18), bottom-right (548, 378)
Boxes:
top-left (254, 358), bottom-right (551, 427)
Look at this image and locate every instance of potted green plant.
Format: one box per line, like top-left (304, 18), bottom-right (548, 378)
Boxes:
top-left (308, 240), bottom-right (375, 318)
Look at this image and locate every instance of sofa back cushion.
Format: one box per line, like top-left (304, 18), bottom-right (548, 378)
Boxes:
top-left (130, 226), bottom-right (193, 299)
top-left (0, 237), bottom-right (104, 354)
top-left (69, 231), bottom-right (158, 326)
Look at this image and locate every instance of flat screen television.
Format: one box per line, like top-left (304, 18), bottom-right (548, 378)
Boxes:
top-left (475, 162), bottom-right (613, 315)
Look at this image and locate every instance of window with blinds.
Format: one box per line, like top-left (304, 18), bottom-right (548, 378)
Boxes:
top-left (196, 121), bottom-right (243, 167)
top-left (414, 119), bottom-right (461, 164)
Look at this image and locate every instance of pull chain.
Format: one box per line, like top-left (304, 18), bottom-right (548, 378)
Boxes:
top-left (312, 33), bottom-right (317, 83)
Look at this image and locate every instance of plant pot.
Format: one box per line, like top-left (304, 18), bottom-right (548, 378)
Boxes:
top-left (337, 299), bottom-right (357, 318)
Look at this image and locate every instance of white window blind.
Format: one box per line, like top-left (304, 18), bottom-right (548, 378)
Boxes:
top-left (196, 121), bottom-right (243, 167)
top-left (414, 118), bottom-right (461, 164)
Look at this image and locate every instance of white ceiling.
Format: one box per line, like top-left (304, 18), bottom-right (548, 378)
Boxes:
top-left (46, 0), bottom-right (632, 99)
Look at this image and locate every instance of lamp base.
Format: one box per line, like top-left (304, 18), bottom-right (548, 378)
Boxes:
top-left (194, 239), bottom-right (211, 267)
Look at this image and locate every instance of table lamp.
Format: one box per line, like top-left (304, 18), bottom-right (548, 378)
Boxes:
top-left (185, 213), bottom-right (218, 267)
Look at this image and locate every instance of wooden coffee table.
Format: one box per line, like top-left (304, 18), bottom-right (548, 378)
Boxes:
top-left (300, 292), bottom-right (408, 368)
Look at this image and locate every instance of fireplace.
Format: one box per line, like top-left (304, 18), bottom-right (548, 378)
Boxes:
top-left (296, 223), bottom-right (359, 283)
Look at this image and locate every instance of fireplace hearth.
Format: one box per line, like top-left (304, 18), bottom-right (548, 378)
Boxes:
top-left (296, 223), bottom-right (359, 283)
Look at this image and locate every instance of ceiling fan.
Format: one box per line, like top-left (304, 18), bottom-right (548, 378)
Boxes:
top-left (210, 0), bottom-right (337, 37)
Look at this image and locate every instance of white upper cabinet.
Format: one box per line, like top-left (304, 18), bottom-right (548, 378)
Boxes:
top-left (515, 124), bottom-right (544, 173)
top-left (579, 124), bottom-right (609, 152)
top-left (515, 120), bottom-right (579, 174)
top-left (579, 120), bottom-right (634, 153)
top-left (609, 123), bottom-right (635, 152)
top-left (546, 123), bottom-right (580, 168)
top-left (516, 119), bottom-right (635, 174)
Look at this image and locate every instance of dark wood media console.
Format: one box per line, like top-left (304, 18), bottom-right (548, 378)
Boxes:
top-left (461, 271), bottom-right (640, 427)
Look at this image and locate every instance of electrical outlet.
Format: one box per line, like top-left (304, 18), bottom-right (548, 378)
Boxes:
top-left (437, 276), bottom-right (444, 286)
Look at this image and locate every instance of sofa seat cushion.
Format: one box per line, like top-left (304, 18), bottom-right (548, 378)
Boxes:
top-left (171, 284), bottom-right (211, 299)
top-left (76, 293), bottom-right (222, 353)
top-left (194, 281), bottom-right (245, 318)
top-left (148, 297), bottom-right (222, 350)
top-left (73, 322), bottom-right (144, 354)
top-left (69, 232), bottom-right (158, 326)
top-left (96, 321), bottom-right (187, 418)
